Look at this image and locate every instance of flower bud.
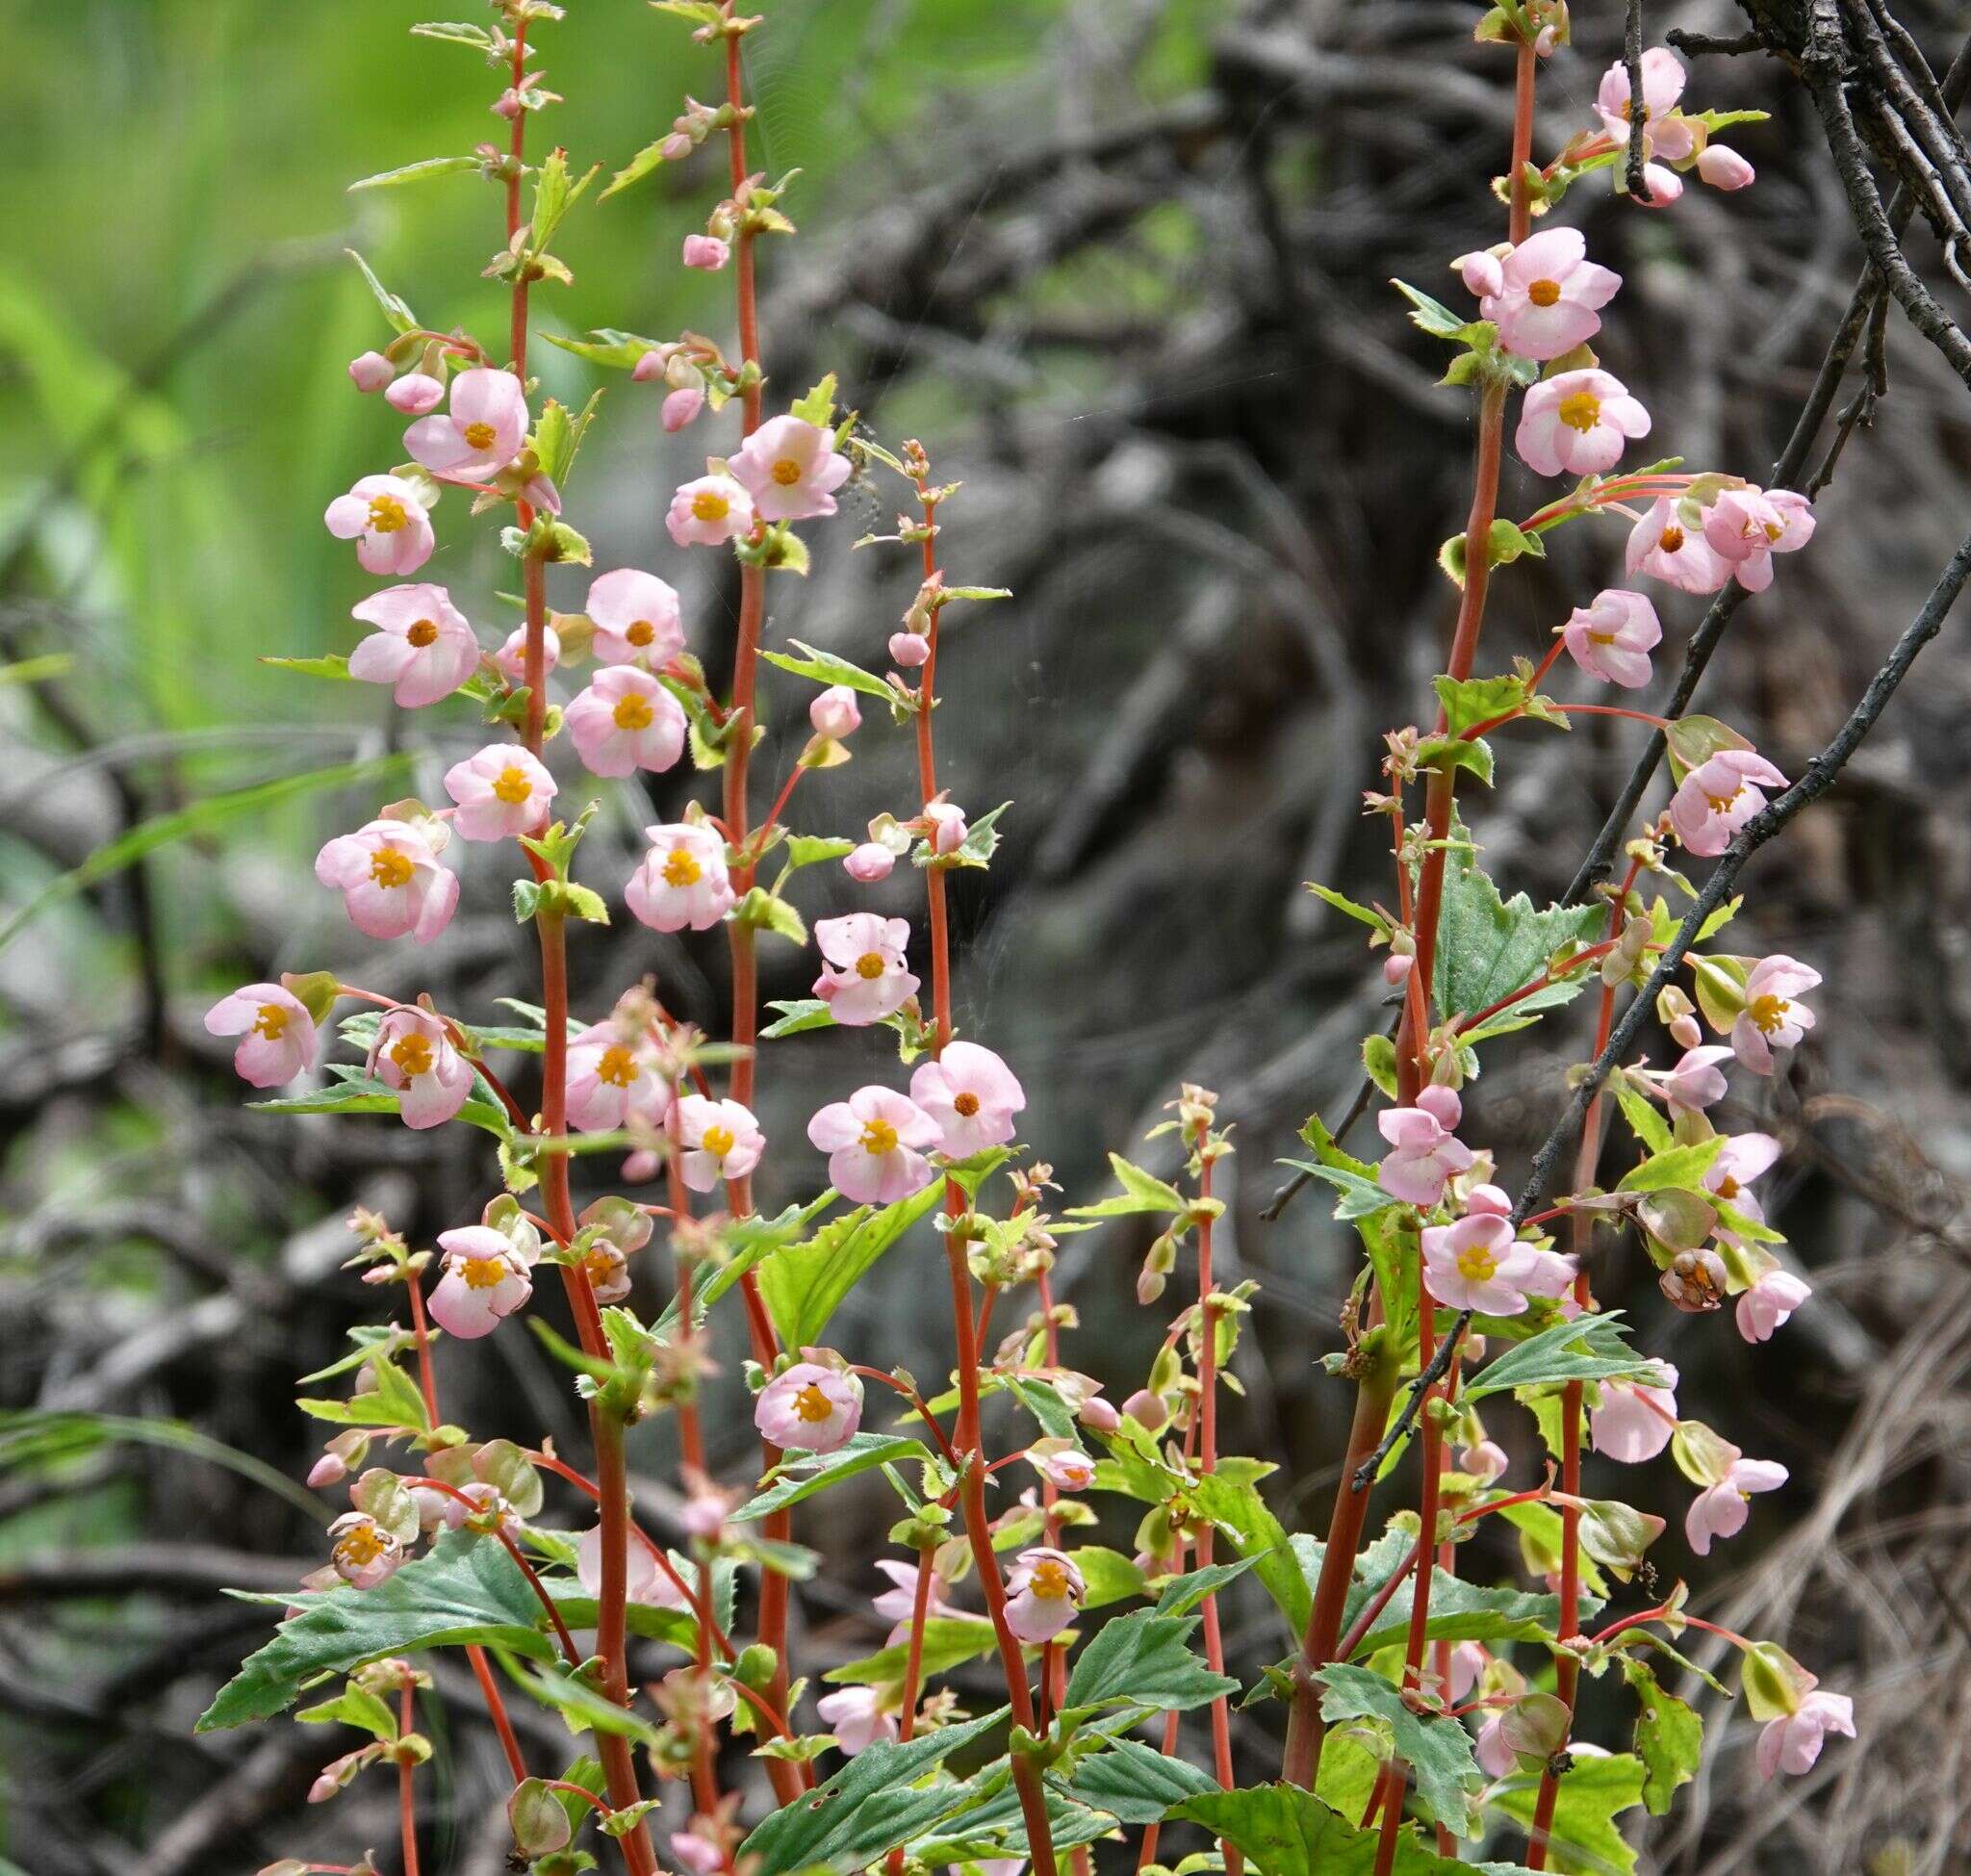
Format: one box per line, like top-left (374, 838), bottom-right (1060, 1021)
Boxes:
top-left (662, 385), bottom-right (705, 432)
top-left (809, 684), bottom-right (862, 740)
top-left (682, 234), bottom-right (730, 270)
top-left (1383, 952), bottom-right (1414, 986)
top-left (631, 348), bottom-right (670, 383)
top-left (385, 373), bottom-right (446, 416)
top-left (1078, 1395), bottom-right (1120, 1433)
top-left (347, 350), bottom-right (394, 394)
top-left (889, 630), bottom-right (932, 668)
top-left (1122, 1388), bottom-right (1167, 1430)
top-left (1698, 144), bottom-right (1755, 191)
top-left (842, 841), bottom-right (895, 884)
top-left (1452, 249), bottom-right (1504, 298)
top-left (925, 801), bottom-right (968, 855)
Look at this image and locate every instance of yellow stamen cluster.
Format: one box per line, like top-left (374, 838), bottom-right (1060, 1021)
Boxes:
top-left (492, 766), bottom-right (533, 805)
top-left (460, 1254), bottom-right (509, 1291)
top-left (794, 1382), bottom-right (835, 1424)
top-left (701, 1123), bottom-right (736, 1159)
top-left (953, 1092), bottom-right (982, 1118)
top-left (1557, 390), bottom-right (1602, 433)
top-left (598, 1044), bottom-right (639, 1089)
top-left (691, 491), bottom-right (730, 523)
top-left (1527, 279), bottom-right (1562, 308)
top-left (390, 1034), bottom-right (435, 1078)
top-left (662, 848), bottom-right (703, 888)
top-left (462, 420), bottom-right (498, 450)
top-left (1029, 1559), bottom-right (1073, 1601)
top-left (370, 847), bottom-right (415, 889)
top-left (613, 692), bottom-right (655, 732)
top-left (407, 618), bottom-right (440, 648)
top-left (368, 495), bottom-right (408, 533)
top-left (854, 951), bottom-right (887, 981)
top-left (253, 1002), bottom-right (290, 1041)
top-left (770, 458), bottom-right (804, 486)
top-left (859, 1117), bottom-right (899, 1156)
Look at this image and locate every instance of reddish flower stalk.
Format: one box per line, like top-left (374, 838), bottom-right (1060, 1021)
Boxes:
top-left (397, 1671), bottom-right (422, 1876)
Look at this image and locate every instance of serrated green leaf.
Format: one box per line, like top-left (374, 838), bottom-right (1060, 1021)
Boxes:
top-left (1061, 1608), bottom-right (1237, 1716)
top-left (1460, 1313), bottom-right (1659, 1402)
top-left (1430, 833), bottom-right (1606, 1027)
top-left (755, 1178), bottom-right (955, 1350)
top-left (732, 1433), bottom-right (936, 1522)
top-left (1064, 1154), bottom-right (1188, 1220)
top-left (1065, 1737), bottom-right (1221, 1824)
top-left (1622, 1658), bottom-right (1702, 1816)
top-left (1170, 1783), bottom-right (1536, 1875)
top-left (822, 1616), bottom-right (999, 1687)
top-left (1488, 1751), bottom-right (1647, 1875)
top-left (1318, 1662), bottom-right (1481, 1834)
top-left (1615, 1140), bottom-right (1724, 1195)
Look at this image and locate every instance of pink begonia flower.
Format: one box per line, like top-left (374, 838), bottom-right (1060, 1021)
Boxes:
top-left (667, 473), bottom-right (755, 547)
top-left (1704, 1130), bottom-right (1781, 1227)
top-left (924, 801), bottom-right (969, 855)
top-left (676, 1093), bottom-right (766, 1192)
top-left (565, 1023), bottom-right (661, 1133)
top-left (910, 1041), bottom-right (1026, 1157)
top-left (577, 1240), bottom-right (633, 1305)
top-left (1659, 1043), bottom-right (1734, 1115)
top-left (890, 631), bottom-right (931, 668)
top-left (1026, 1446), bottom-right (1098, 1492)
top-left (662, 385), bottom-right (704, 431)
top-left (206, 983), bottom-right (320, 1087)
top-left (669, 1833), bottom-right (725, 1876)
top-left (873, 1560), bottom-right (960, 1643)
top-left (1480, 227), bottom-right (1622, 361)
top-left (588, 568), bottom-right (685, 666)
top-left (1591, 1361), bottom-right (1679, 1462)
top-left (427, 1225), bottom-right (532, 1339)
top-left (1670, 748), bottom-right (1787, 857)
top-left (494, 622), bottom-right (560, 684)
top-left (730, 415), bottom-right (854, 524)
top-left (1376, 1085), bottom-right (1472, 1206)
top-left (325, 473), bottom-right (435, 577)
top-left (1686, 1454), bottom-right (1788, 1555)
top-left (444, 743), bottom-right (557, 842)
top-left (807, 1085), bottom-right (941, 1203)
top-left (816, 1686), bottom-right (897, 1757)
top-left (681, 234), bottom-right (730, 270)
top-left (809, 684), bottom-right (861, 739)
top-left (566, 665), bottom-right (688, 778)
top-left (1702, 488), bottom-right (1814, 593)
top-left (347, 582), bottom-right (481, 707)
top-left (813, 912), bottom-right (919, 1026)
top-left (1447, 1640), bottom-right (1488, 1705)
top-left (315, 817), bottom-right (458, 944)
top-left (404, 366), bottom-right (528, 482)
top-left (1516, 370), bottom-right (1651, 477)
top-left (1459, 1441), bottom-right (1509, 1485)
top-left (843, 842), bottom-right (896, 884)
top-left (326, 1511), bottom-right (404, 1591)
top-left (627, 823), bottom-right (735, 932)
top-left (1737, 1269), bottom-right (1812, 1344)
top-left (1698, 144), bottom-right (1755, 191)
top-left (1597, 48), bottom-right (1697, 160)
top-left (755, 1361), bottom-right (863, 1452)
top-left (1422, 1213), bottom-right (1549, 1316)
top-left (1562, 588), bottom-right (1661, 689)
top-left (1521, 1244), bottom-right (1582, 1300)
top-left (1757, 1690), bottom-right (1856, 1779)
top-left (348, 350), bottom-right (394, 394)
top-left (1732, 956), bottom-right (1820, 1074)
top-left (1004, 1548), bottom-right (1086, 1645)
top-left (1474, 1710), bottom-right (1517, 1778)
top-left (577, 1524), bottom-right (688, 1609)
top-left (1453, 248), bottom-right (1504, 297)
top-left (371, 1006), bottom-right (474, 1130)
top-left (1465, 1182), bottom-right (1512, 1217)
top-left (1625, 496), bottom-right (1730, 594)
top-left (385, 373), bottom-right (446, 417)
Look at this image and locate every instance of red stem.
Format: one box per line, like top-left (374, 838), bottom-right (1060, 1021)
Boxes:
top-left (397, 1675), bottom-right (422, 1876)
top-left (1193, 1157), bottom-right (1241, 1874)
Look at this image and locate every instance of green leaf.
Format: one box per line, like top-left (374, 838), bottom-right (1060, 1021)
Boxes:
top-left (759, 639), bottom-right (896, 704)
top-left (542, 328), bottom-right (663, 371)
top-left (1061, 1608), bottom-right (1238, 1716)
top-left (1317, 1662), bottom-right (1481, 1835)
top-left (1415, 732), bottom-right (1496, 788)
top-left (295, 1682), bottom-right (398, 1740)
top-left (755, 1181), bottom-right (950, 1350)
top-left (601, 138), bottom-right (675, 202)
top-left (732, 1432), bottom-right (936, 1522)
top-left (759, 997), bottom-right (836, 1039)
top-left (822, 1616), bottom-right (999, 1687)
top-left (1170, 1784), bottom-right (1535, 1875)
top-left (1305, 883), bottom-right (1391, 935)
top-left (1346, 1566), bottom-right (1580, 1661)
top-left (1615, 1140), bottom-right (1724, 1194)
top-left (1622, 1658), bottom-right (1702, 1815)
top-left (1488, 1752), bottom-right (1647, 1875)
top-left (1434, 674), bottom-right (1527, 739)
top-left (1064, 1154), bottom-right (1188, 1220)
top-left (1065, 1737), bottom-right (1221, 1824)
top-left (1611, 1077), bottom-right (1671, 1155)
top-left (1430, 834), bottom-right (1605, 1028)
top-left (1186, 1475), bottom-right (1306, 1638)
top-left (198, 1531), bottom-right (554, 1730)
top-left (1392, 279), bottom-right (1473, 340)
top-left (248, 1071), bottom-right (511, 1142)
top-left (1460, 1313), bottom-right (1660, 1402)
top-left (1298, 1118), bottom-right (1418, 1357)
top-left (1277, 1157), bottom-right (1398, 1222)
top-left (408, 21), bottom-right (497, 49)
top-left (260, 654), bottom-right (353, 681)
top-left (514, 1660), bottom-right (662, 1746)
top-left (346, 248), bottom-right (417, 334)
top-left (349, 154), bottom-right (481, 191)
top-left (1154, 1555), bottom-right (1260, 1618)
top-left (782, 835), bottom-right (855, 871)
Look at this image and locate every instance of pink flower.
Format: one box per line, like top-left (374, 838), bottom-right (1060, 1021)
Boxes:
top-left (627, 823), bottom-right (735, 932)
top-left (325, 473), bottom-right (435, 577)
top-left (667, 473), bottom-right (755, 547)
top-left (844, 841), bottom-right (895, 883)
top-left (909, 1041), bottom-right (1026, 1156)
top-left (385, 373), bottom-right (446, 416)
top-left (662, 385), bottom-right (704, 431)
top-left (1458, 1441), bottom-right (1509, 1485)
top-left (1698, 144), bottom-right (1755, 191)
top-left (1703, 1131), bottom-right (1781, 1227)
top-left (1590, 1362), bottom-right (1679, 1462)
top-left (1702, 488), bottom-right (1814, 593)
top-left (807, 1085), bottom-right (941, 1203)
top-left (566, 666), bottom-right (688, 778)
top-left (1756, 1690), bottom-right (1855, 1779)
top-left (1562, 588), bottom-right (1661, 689)
top-left (1670, 749), bottom-right (1786, 857)
top-left (1480, 228), bottom-right (1622, 361)
top-left (206, 983), bottom-right (320, 1087)
top-left (872, 1560), bottom-right (959, 1642)
top-left (577, 1525), bottom-right (688, 1609)
top-left (813, 912), bottom-right (919, 1026)
top-left (730, 415), bottom-right (854, 524)
top-left (1596, 48), bottom-right (1696, 160)
top-left (404, 367), bottom-right (528, 482)
top-left (1376, 1085), bottom-right (1473, 1206)
top-left (1421, 1213), bottom-right (1548, 1316)
top-left (315, 817), bottom-right (458, 944)
top-left (427, 1224), bottom-right (533, 1339)
top-left (444, 743), bottom-right (557, 842)
top-left (681, 234), bottom-right (730, 270)
top-left (809, 684), bottom-right (861, 739)
top-left (670, 1833), bottom-right (725, 1876)
top-left (677, 1093), bottom-right (765, 1192)
top-left (1731, 956), bottom-right (1820, 1073)
top-left (889, 631), bottom-right (931, 668)
top-left (1474, 1711), bottom-right (1516, 1778)
top-left (755, 1361), bottom-right (862, 1452)
top-left (370, 1006), bottom-right (474, 1130)
top-left (1685, 1454), bottom-right (1787, 1555)
top-left (348, 351), bottom-right (394, 394)
top-left (1659, 1043), bottom-right (1734, 1115)
top-left (494, 623), bottom-right (559, 684)
top-left (326, 1511), bottom-right (404, 1591)
top-left (566, 1023), bottom-right (661, 1132)
top-left (1635, 163), bottom-right (1684, 208)
top-left (1447, 1640), bottom-right (1488, 1704)
top-left (924, 802), bottom-right (968, 855)
top-left (1516, 371), bottom-right (1651, 477)
top-left (1026, 1445), bottom-right (1098, 1492)
top-left (816, 1686), bottom-right (897, 1757)
top-left (1452, 249), bottom-right (1504, 298)
top-left (347, 582), bottom-right (481, 707)
top-left (587, 568), bottom-right (684, 666)
top-left (1736, 1269), bottom-right (1811, 1344)
top-left (1005, 1548), bottom-right (1086, 1644)
top-left (1625, 497), bottom-right (1730, 594)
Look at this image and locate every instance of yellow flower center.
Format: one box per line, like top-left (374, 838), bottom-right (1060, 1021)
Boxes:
top-left (461, 1254), bottom-right (509, 1291)
top-left (794, 1381), bottom-right (835, 1424)
top-left (407, 618), bottom-right (440, 648)
top-left (492, 765), bottom-right (533, 805)
top-left (770, 457), bottom-right (804, 487)
top-left (367, 494), bottom-right (408, 533)
top-left (1587, 630), bottom-right (1618, 646)
top-left (1030, 1559), bottom-right (1071, 1601)
top-left (953, 1092), bottom-right (981, 1118)
top-left (1762, 519), bottom-right (1783, 543)
top-left (581, 1247), bottom-right (616, 1285)
top-left (1557, 390), bottom-right (1601, 432)
top-left (859, 1118), bottom-right (899, 1156)
top-left (855, 951), bottom-right (887, 982)
top-left (335, 1522), bottom-right (387, 1567)
top-left (463, 421), bottom-right (498, 450)
top-left (390, 1034), bottom-right (435, 1078)
top-left (1659, 525), bottom-right (1685, 553)
top-left (691, 490), bottom-right (730, 523)
top-left (370, 847), bottom-right (415, 889)
top-left (613, 691), bottom-right (654, 732)
top-left (701, 1123), bottom-right (736, 1159)
top-left (1715, 1174), bottom-right (1740, 1199)
top-left (1527, 279), bottom-right (1561, 308)
top-left (627, 619), bottom-right (655, 647)
top-left (1455, 1243), bottom-right (1500, 1283)
top-left (662, 848), bottom-right (703, 888)
top-left (597, 1043), bottom-right (639, 1089)
top-left (1703, 784), bottom-right (1743, 815)
top-left (253, 1002), bottom-right (290, 1041)
top-left (1748, 991), bottom-right (1788, 1035)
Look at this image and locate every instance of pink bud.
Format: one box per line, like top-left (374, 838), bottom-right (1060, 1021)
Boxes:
top-left (1636, 163), bottom-right (1684, 209)
top-left (1670, 1013), bottom-right (1702, 1049)
top-left (631, 348), bottom-right (668, 383)
top-left (308, 1772), bottom-right (340, 1805)
top-left (889, 630), bottom-right (931, 668)
top-left (662, 385), bottom-right (705, 432)
top-left (659, 131), bottom-right (694, 162)
top-left (809, 684), bottom-right (862, 740)
top-left (1078, 1396), bottom-right (1121, 1433)
top-left (682, 234), bottom-right (730, 271)
top-left (1698, 144), bottom-right (1755, 191)
top-left (492, 88), bottom-right (524, 120)
top-left (1453, 249), bottom-right (1504, 298)
top-left (386, 373), bottom-right (445, 416)
top-left (1382, 953), bottom-right (1414, 986)
top-left (307, 1452), bottom-right (349, 1489)
top-left (843, 842), bottom-right (895, 884)
top-left (1122, 1388), bottom-right (1167, 1430)
top-left (1533, 23), bottom-right (1558, 55)
top-left (926, 802), bottom-right (968, 855)
top-left (347, 351), bottom-right (394, 394)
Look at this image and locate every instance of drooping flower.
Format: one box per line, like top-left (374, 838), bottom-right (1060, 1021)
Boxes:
top-left (813, 912), bottom-right (919, 1026)
top-left (816, 1686), bottom-right (897, 1757)
top-left (676, 1093), bottom-right (766, 1192)
top-left (924, 801), bottom-right (968, 855)
top-left (1703, 1131), bottom-right (1782, 1230)
top-left (1625, 496), bottom-right (1730, 595)
top-left (872, 1559), bottom-right (960, 1643)
top-left (1515, 371), bottom-right (1651, 477)
top-left (1475, 1710), bottom-right (1516, 1778)
top-left (205, 983), bottom-right (321, 1087)
top-left (577, 1525), bottom-right (688, 1610)
top-left (493, 622), bottom-right (559, 684)
top-left (566, 666), bottom-right (688, 778)
top-left (370, 1006), bottom-right (474, 1130)
top-left (1446, 1640), bottom-right (1489, 1704)
top-left (806, 1085), bottom-right (941, 1203)
top-left (1458, 1441), bottom-right (1509, 1485)
top-left (385, 373), bottom-right (446, 416)
top-left (909, 1041), bottom-right (1026, 1156)
top-left (1595, 48), bottom-right (1696, 160)
top-left (427, 1224), bottom-right (533, 1339)
top-left (809, 684), bottom-right (861, 740)
top-left (587, 568), bottom-right (685, 666)
top-left (1658, 1043), bottom-right (1735, 1116)
top-left (843, 841), bottom-right (895, 883)
top-left (1026, 1444), bottom-right (1098, 1492)
top-left (1004, 1548), bottom-right (1086, 1645)
top-left (755, 1361), bottom-right (863, 1452)
top-left (1561, 588), bottom-right (1661, 689)
top-left (444, 743), bottom-right (557, 842)
top-left (1669, 749), bottom-right (1787, 857)
top-left (666, 473), bottom-right (755, 548)
top-left (669, 1831), bottom-right (726, 1876)
top-left (730, 415), bottom-right (854, 524)
top-left (325, 473), bottom-right (435, 577)
top-left (1736, 1269), bottom-right (1812, 1345)
top-left (627, 823), bottom-right (735, 932)
top-left (1756, 1689), bottom-right (1856, 1779)
top-left (565, 1022), bottom-right (662, 1133)
top-left (315, 817), bottom-right (459, 944)
top-left (1685, 1453), bottom-right (1787, 1555)
top-left (681, 234), bottom-right (730, 270)
top-left (1376, 1085), bottom-right (1473, 1206)
top-left (1590, 1361), bottom-right (1679, 1463)
top-left (1730, 955), bottom-right (1820, 1074)
top-left (325, 1511), bottom-right (405, 1591)
top-left (1480, 227), bottom-right (1623, 361)
top-left (347, 582), bottom-right (481, 707)
top-left (1698, 144), bottom-right (1755, 191)
top-left (1702, 488), bottom-right (1814, 593)
top-left (1422, 1213), bottom-right (1549, 1316)
top-left (404, 366), bottom-right (528, 483)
